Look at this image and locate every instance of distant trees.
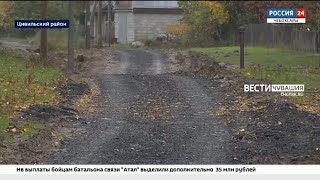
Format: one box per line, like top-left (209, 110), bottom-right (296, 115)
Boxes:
top-left (223, 1), bottom-right (320, 31)
top-left (1, 1), bottom-right (87, 37)
top-left (177, 1), bottom-right (229, 46)
top-left (169, 1), bottom-right (320, 47)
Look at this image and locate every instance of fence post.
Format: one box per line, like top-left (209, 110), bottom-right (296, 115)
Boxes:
top-left (239, 26), bottom-right (245, 69)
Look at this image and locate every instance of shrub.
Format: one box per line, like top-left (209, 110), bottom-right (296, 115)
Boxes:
top-left (165, 23), bottom-right (190, 37)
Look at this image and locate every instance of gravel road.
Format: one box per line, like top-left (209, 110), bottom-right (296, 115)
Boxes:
top-left (49, 49), bottom-right (234, 164)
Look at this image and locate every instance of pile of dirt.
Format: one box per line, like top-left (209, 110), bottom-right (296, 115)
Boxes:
top-left (73, 49), bottom-right (116, 76)
top-left (228, 100), bottom-right (320, 164)
top-left (46, 49), bottom-right (115, 77)
top-left (11, 127), bottom-right (56, 164)
top-left (58, 82), bottom-right (90, 102)
top-left (167, 50), bottom-right (225, 76)
top-left (213, 74), bottom-right (320, 164)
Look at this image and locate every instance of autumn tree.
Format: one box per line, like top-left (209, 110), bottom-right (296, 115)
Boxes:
top-left (223, 1), bottom-right (320, 31)
top-left (299, 1), bottom-right (320, 30)
top-left (178, 1), bottom-right (229, 46)
top-left (165, 23), bottom-right (190, 37)
top-left (219, 1), bottom-right (320, 44)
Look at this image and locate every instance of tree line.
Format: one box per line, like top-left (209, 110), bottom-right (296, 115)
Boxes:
top-left (0, 1), bottom-right (111, 70)
top-left (169, 1), bottom-right (320, 47)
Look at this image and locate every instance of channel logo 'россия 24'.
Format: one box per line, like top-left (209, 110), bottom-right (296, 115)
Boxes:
top-left (267, 8), bottom-right (306, 23)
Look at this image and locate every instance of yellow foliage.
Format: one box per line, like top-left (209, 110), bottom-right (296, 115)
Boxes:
top-left (165, 23), bottom-right (190, 36)
top-left (0, 1), bottom-right (14, 28)
top-left (198, 1), bottom-right (229, 24)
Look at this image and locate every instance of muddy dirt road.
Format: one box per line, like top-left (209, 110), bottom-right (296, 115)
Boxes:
top-left (48, 49), bottom-right (320, 164)
top-left (49, 49), bottom-right (234, 164)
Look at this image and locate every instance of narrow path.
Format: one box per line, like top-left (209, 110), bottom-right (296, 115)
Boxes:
top-left (0, 40), bottom-right (31, 51)
top-left (49, 49), bottom-right (233, 164)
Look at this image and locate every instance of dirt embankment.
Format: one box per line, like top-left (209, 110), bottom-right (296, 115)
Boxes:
top-left (0, 80), bottom-right (91, 164)
top-left (165, 49), bottom-right (320, 164)
top-left (165, 49), bottom-right (225, 75)
top-left (0, 48), bottom-right (112, 164)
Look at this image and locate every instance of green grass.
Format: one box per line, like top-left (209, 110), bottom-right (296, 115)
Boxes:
top-left (235, 67), bottom-right (320, 104)
top-left (0, 56), bottom-right (58, 84)
top-left (0, 116), bottom-right (10, 139)
top-left (19, 119), bottom-right (44, 140)
top-left (0, 48), bottom-right (59, 141)
top-left (191, 46), bottom-right (320, 68)
top-left (31, 29), bottom-right (85, 52)
top-left (191, 46), bottom-right (320, 90)
top-left (233, 67), bottom-right (320, 89)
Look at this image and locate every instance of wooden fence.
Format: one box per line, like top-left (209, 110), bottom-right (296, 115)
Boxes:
top-left (244, 24), bottom-right (320, 53)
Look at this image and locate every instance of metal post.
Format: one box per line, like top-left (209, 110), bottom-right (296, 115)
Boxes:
top-left (239, 26), bottom-right (245, 69)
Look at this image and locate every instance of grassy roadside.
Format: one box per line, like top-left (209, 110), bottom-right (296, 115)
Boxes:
top-left (31, 29), bottom-right (85, 52)
top-left (191, 46), bottom-right (320, 68)
top-left (191, 46), bottom-right (320, 90)
top-left (0, 48), bottom-right (59, 142)
top-left (191, 46), bottom-right (320, 114)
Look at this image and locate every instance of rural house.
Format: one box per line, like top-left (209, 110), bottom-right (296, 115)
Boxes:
top-left (114, 1), bottom-right (183, 43)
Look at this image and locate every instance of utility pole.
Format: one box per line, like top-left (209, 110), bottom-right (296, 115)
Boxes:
top-left (68, 1), bottom-right (75, 71)
top-left (40, 1), bottom-right (48, 65)
top-left (108, 0), bottom-right (112, 47)
top-left (85, 1), bottom-right (91, 49)
top-left (97, 1), bottom-right (102, 48)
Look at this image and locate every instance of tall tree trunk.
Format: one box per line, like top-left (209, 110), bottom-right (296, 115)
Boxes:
top-left (68, 1), bottom-right (75, 71)
top-left (97, 1), bottom-right (102, 48)
top-left (85, 1), bottom-right (91, 49)
top-left (89, 1), bottom-right (97, 38)
top-left (40, 1), bottom-right (48, 65)
top-left (107, 0), bottom-right (111, 47)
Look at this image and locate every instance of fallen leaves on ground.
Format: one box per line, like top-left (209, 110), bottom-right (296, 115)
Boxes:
top-left (295, 103), bottom-right (320, 115)
top-left (212, 95), bottom-right (270, 118)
